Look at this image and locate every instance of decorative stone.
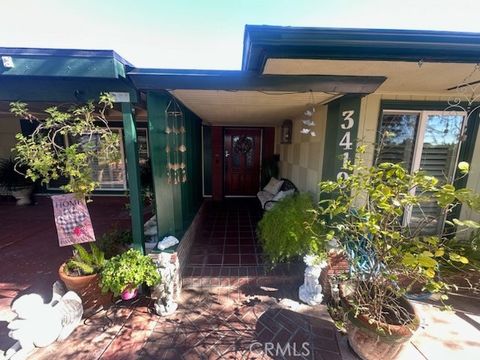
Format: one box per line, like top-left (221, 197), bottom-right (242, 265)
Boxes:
top-left (299, 255), bottom-right (328, 306)
top-left (4, 282), bottom-right (83, 360)
top-left (150, 252), bottom-right (180, 316)
top-left (144, 215), bottom-right (157, 237)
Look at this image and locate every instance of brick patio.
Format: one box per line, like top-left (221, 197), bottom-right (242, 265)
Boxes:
top-left (25, 280), bottom-right (343, 360)
top-left (1, 197), bottom-right (480, 359)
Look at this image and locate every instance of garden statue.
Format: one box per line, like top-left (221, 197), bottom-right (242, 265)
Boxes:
top-left (299, 254), bottom-right (327, 305)
top-left (152, 252), bottom-right (180, 316)
top-left (4, 282), bottom-right (83, 360)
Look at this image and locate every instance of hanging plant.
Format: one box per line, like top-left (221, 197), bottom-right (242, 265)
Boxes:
top-left (10, 93), bottom-right (121, 197)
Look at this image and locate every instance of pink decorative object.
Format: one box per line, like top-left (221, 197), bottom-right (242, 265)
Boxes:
top-left (52, 194), bottom-right (95, 247)
top-left (121, 286), bottom-right (138, 300)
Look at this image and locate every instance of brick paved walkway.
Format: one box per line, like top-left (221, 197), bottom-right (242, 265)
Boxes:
top-left (23, 279), bottom-right (342, 360)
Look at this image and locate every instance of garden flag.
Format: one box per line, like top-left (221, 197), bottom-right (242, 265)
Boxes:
top-left (52, 194), bottom-right (95, 246)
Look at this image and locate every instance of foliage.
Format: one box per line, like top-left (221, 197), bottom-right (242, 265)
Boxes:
top-left (10, 93), bottom-right (120, 197)
top-left (96, 229), bottom-right (133, 259)
top-left (0, 158), bottom-right (33, 191)
top-left (257, 193), bottom-right (327, 264)
top-left (140, 159), bottom-right (154, 205)
top-left (315, 139), bottom-right (480, 328)
top-left (100, 249), bottom-right (161, 296)
top-left (65, 243), bottom-right (105, 276)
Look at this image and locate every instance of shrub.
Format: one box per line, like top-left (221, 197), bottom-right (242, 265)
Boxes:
top-left (315, 143), bottom-right (480, 327)
top-left (257, 193), bottom-right (326, 264)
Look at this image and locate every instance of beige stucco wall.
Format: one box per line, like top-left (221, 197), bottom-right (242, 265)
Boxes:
top-left (275, 105), bottom-right (327, 197)
top-left (0, 116), bottom-right (21, 159)
top-left (273, 93), bottom-right (480, 222)
top-left (357, 93), bottom-right (480, 223)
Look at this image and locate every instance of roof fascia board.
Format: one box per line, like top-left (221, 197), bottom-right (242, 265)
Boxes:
top-left (0, 47), bottom-right (132, 78)
top-left (242, 25), bottom-right (480, 72)
top-left (128, 69), bottom-right (386, 94)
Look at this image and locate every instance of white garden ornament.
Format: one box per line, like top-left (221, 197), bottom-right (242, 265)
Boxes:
top-left (299, 254), bottom-right (327, 305)
top-left (152, 252), bottom-right (180, 316)
top-left (4, 282), bottom-right (83, 360)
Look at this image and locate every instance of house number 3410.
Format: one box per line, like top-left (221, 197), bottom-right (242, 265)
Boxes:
top-left (337, 110), bottom-right (355, 180)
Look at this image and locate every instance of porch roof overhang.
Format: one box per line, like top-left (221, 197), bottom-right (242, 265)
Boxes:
top-left (127, 68), bottom-right (385, 94)
top-left (242, 25), bottom-right (480, 72)
top-left (0, 47), bottom-right (138, 102)
top-left (128, 69), bottom-right (385, 125)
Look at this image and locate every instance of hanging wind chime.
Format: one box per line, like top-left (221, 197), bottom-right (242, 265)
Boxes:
top-left (165, 99), bottom-right (187, 184)
top-left (300, 90), bottom-right (317, 137)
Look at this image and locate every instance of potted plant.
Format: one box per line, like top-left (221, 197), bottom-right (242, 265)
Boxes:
top-left (100, 249), bottom-right (161, 300)
top-left (314, 143), bottom-right (480, 360)
top-left (59, 243), bottom-right (112, 311)
top-left (10, 93), bottom-right (120, 198)
top-left (0, 158), bottom-right (34, 205)
top-left (9, 95), bottom-right (122, 310)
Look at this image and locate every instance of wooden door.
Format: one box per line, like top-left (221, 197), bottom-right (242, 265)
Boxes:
top-left (224, 128), bottom-right (262, 196)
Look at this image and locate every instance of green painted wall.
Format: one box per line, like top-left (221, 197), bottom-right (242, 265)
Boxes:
top-left (147, 91), bottom-right (203, 239)
top-left (202, 126), bottom-right (212, 196)
top-left (180, 105), bottom-right (203, 228)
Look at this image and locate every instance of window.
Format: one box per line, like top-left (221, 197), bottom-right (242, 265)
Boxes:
top-left (137, 128), bottom-right (149, 165)
top-left (377, 110), bottom-right (466, 234)
top-left (47, 128), bottom-right (127, 191)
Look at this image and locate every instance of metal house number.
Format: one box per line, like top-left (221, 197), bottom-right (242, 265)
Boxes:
top-left (337, 110), bottom-right (355, 180)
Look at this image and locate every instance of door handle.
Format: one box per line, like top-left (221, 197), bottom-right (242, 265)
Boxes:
top-left (225, 150), bottom-right (230, 158)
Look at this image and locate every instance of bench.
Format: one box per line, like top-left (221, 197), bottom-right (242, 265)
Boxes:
top-left (257, 178), bottom-right (298, 210)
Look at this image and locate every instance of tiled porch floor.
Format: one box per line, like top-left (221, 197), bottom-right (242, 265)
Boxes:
top-left (183, 198), bottom-right (305, 289)
top-left (187, 199), bottom-right (264, 267)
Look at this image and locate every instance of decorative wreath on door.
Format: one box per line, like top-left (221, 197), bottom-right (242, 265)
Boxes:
top-left (234, 136), bottom-right (253, 154)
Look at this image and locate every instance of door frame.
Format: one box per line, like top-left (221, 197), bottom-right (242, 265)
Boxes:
top-left (223, 126), bottom-right (263, 198)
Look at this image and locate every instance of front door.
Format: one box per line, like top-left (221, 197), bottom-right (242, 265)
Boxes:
top-left (224, 128), bottom-right (262, 196)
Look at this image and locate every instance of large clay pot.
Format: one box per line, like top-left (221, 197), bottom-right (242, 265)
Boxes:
top-left (345, 296), bottom-right (420, 360)
top-left (58, 264), bottom-right (112, 313)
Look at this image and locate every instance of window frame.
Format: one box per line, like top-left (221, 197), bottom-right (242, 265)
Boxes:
top-left (379, 109), bottom-right (467, 230)
top-left (46, 127), bottom-right (127, 192)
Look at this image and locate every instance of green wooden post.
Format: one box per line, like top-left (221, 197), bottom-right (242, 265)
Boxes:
top-left (321, 95), bottom-right (362, 182)
top-left (122, 102), bottom-right (145, 254)
top-left (147, 92), bottom-right (183, 237)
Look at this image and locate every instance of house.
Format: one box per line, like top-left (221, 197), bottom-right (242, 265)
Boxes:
top-left (1, 25), bottom-right (480, 260)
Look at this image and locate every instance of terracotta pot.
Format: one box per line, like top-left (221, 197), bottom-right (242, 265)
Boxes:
top-left (58, 263), bottom-right (112, 312)
top-left (345, 296), bottom-right (420, 360)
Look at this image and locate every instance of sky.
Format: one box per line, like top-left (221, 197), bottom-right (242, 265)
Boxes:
top-left (1, 0), bottom-right (480, 70)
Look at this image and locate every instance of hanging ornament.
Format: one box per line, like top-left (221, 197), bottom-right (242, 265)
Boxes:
top-left (299, 90), bottom-right (317, 137)
top-left (165, 98), bottom-right (187, 185)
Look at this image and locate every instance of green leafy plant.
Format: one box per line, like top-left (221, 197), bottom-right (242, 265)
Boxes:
top-left (65, 243), bottom-right (105, 276)
top-left (315, 141), bottom-right (480, 328)
top-left (96, 229), bottom-right (133, 259)
top-left (257, 193), bottom-right (326, 264)
top-left (0, 158), bottom-right (33, 191)
top-left (10, 93), bottom-right (120, 197)
top-left (100, 249), bottom-right (161, 296)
